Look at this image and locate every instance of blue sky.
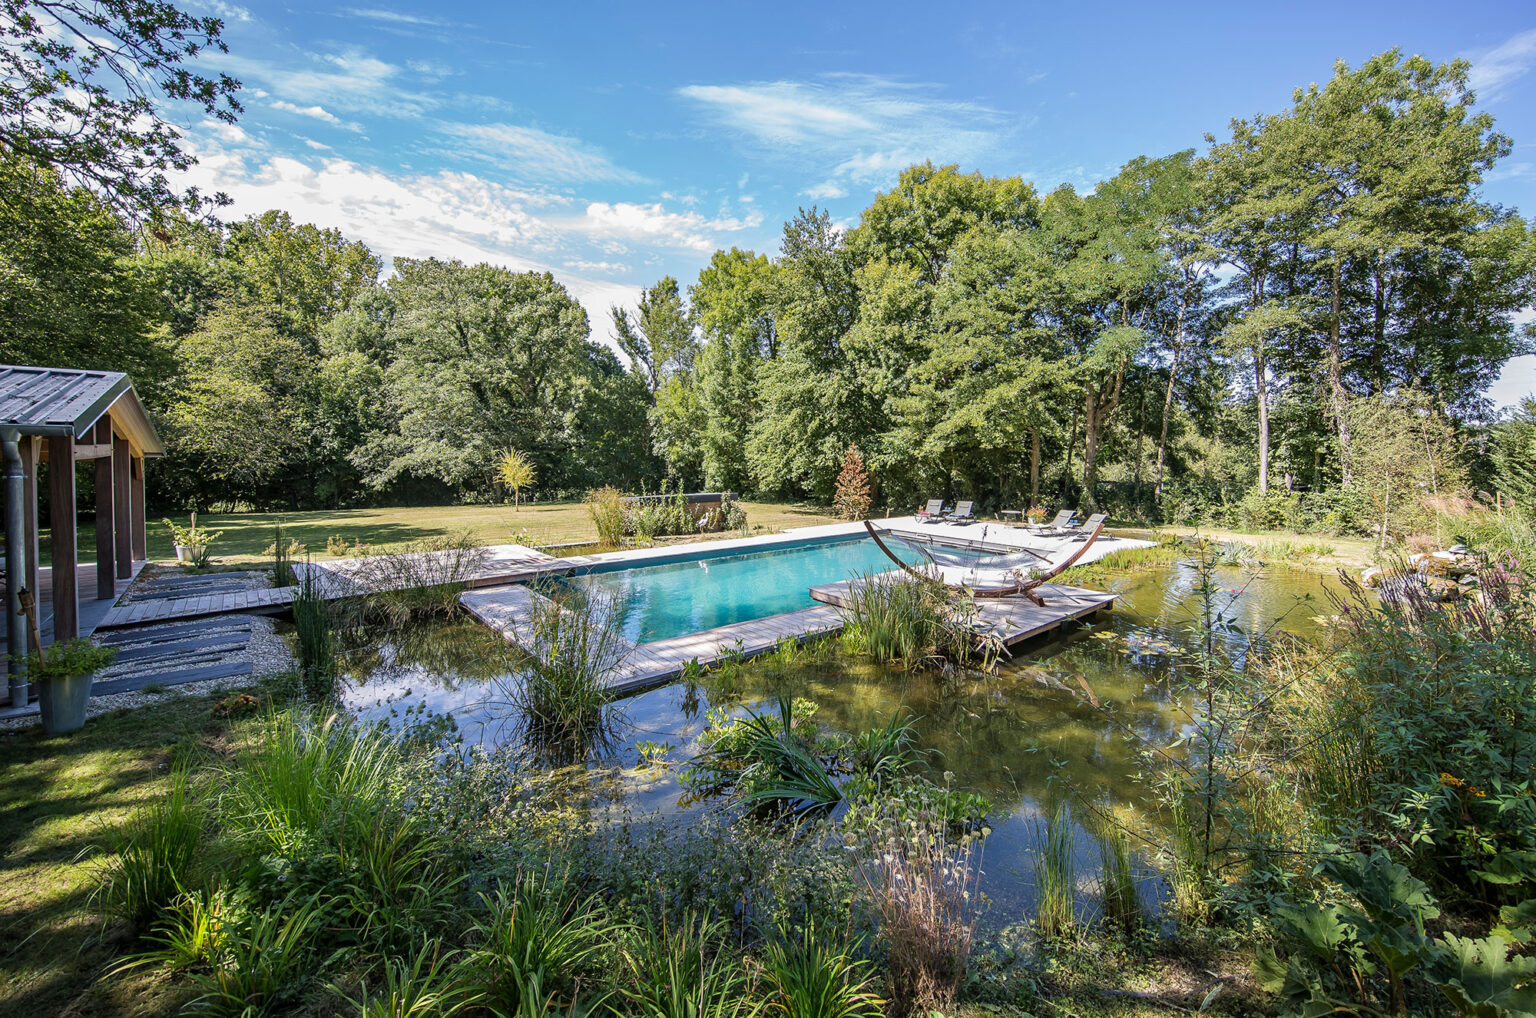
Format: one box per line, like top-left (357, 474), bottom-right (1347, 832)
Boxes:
top-left (180, 1), bottom-right (1535, 406)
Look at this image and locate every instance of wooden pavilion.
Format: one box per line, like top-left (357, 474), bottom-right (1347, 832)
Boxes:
top-left (0, 366), bottom-right (164, 707)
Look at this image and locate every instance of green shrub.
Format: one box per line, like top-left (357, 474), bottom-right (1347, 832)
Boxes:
top-left (463, 870), bottom-right (616, 1015)
top-left (28, 636), bottom-right (115, 680)
top-left (1231, 487), bottom-right (1301, 532)
top-left (760, 925), bottom-right (884, 1018)
top-left (618, 911), bottom-right (757, 1018)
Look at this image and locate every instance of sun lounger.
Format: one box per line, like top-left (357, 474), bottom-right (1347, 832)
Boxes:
top-left (915, 499), bottom-right (946, 523)
top-left (1030, 509), bottom-right (1076, 532)
top-left (1069, 512), bottom-right (1108, 539)
top-left (949, 500), bottom-right (976, 523)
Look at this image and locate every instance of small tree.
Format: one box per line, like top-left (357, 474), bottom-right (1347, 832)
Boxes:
top-left (497, 449), bottom-right (536, 511)
top-left (834, 443), bottom-right (873, 521)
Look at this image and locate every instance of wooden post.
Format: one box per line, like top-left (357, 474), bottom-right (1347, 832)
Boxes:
top-left (113, 434), bottom-right (131, 578)
top-left (19, 437), bottom-right (39, 646)
top-left (94, 420), bottom-right (115, 601)
top-left (129, 455), bottom-right (146, 560)
top-left (48, 436), bottom-right (77, 640)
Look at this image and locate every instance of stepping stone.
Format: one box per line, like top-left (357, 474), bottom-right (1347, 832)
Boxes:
top-left (96, 620), bottom-right (252, 646)
top-left (92, 660), bottom-right (254, 696)
top-left (112, 636), bottom-right (249, 664)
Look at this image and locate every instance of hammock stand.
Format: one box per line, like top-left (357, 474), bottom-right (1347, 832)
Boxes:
top-left (863, 520), bottom-right (1105, 607)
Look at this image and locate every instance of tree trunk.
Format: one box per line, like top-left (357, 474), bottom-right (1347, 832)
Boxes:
top-left (1330, 258), bottom-right (1352, 481)
top-left (1255, 345), bottom-right (1270, 495)
top-left (1082, 388), bottom-right (1101, 512)
top-left (1063, 404), bottom-right (1079, 502)
top-left (1029, 428), bottom-right (1040, 505)
top-left (1133, 384), bottom-right (1147, 491)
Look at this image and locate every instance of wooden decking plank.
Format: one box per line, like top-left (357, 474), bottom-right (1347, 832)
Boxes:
top-left (95, 620), bottom-right (253, 646)
top-left (113, 636), bottom-right (248, 664)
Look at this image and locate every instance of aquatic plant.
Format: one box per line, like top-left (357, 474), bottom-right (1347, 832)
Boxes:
top-left (837, 572), bottom-right (947, 667)
top-left (347, 534), bottom-right (489, 626)
top-left (690, 698), bottom-right (841, 817)
top-left (292, 560), bottom-right (338, 699)
top-left (1031, 799), bottom-right (1076, 941)
top-left (508, 583), bottom-right (630, 762)
top-left (1095, 817), bottom-right (1141, 932)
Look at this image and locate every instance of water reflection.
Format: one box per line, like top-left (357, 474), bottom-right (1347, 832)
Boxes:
top-left (337, 562), bottom-right (1332, 921)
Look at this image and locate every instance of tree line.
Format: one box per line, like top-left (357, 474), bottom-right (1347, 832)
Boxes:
top-left (2, 40), bottom-right (1533, 526)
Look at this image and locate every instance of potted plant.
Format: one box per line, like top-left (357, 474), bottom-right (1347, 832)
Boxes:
top-left (1026, 506), bottom-right (1048, 525)
top-left (29, 638), bottom-right (117, 735)
top-left (162, 512), bottom-right (222, 567)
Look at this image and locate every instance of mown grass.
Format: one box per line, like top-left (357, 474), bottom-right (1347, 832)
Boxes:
top-left (43, 500), bottom-right (843, 566)
top-left (0, 682), bottom-right (285, 1017)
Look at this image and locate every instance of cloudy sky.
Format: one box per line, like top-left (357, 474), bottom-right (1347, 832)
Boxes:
top-left (177, 1), bottom-right (1535, 406)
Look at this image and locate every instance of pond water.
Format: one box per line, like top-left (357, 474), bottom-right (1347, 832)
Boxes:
top-left (338, 560), bottom-right (1336, 923)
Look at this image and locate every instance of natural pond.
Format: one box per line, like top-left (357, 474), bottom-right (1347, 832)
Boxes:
top-left (338, 560), bottom-right (1338, 922)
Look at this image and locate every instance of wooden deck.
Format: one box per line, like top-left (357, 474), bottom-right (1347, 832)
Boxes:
top-left (95, 543), bottom-right (575, 629)
top-left (460, 573), bottom-right (1114, 697)
top-left (460, 584), bottom-right (844, 696)
top-left (808, 575), bottom-right (1114, 646)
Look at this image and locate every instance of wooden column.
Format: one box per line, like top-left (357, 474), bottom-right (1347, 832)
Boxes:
top-left (19, 437), bottom-right (39, 645)
top-left (48, 436), bottom-right (77, 640)
top-left (112, 434), bottom-right (131, 578)
top-left (129, 455), bottom-right (146, 561)
top-left (93, 420), bottom-right (115, 601)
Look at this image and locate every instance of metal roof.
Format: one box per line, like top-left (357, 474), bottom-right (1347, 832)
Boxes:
top-left (0, 365), bottom-right (165, 455)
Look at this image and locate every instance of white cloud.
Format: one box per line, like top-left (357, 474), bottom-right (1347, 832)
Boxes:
top-left (803, 180), bottom-right (847, 200)
top-left (578, 201), bottom-right (763, 253)
top-left (438, 122), bottom-right (641, 183)
top-left (177, 132), bottom-right (644, 348)
top-left (341, 7), bottom-right (459, 28)
top-left (218, 49), bottom-right (429, 116)
top-left (678, 73), bottom-right (1007, 189)
top-left (1467, 28), bottom-right (1536, 102)
top-left (564, 259), bottom-right (632, 274)
top-left (270, 100), bottom-right (357, 130)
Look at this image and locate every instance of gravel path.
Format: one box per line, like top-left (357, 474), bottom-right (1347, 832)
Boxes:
top-left (0, 614), bottom-right (295, 731)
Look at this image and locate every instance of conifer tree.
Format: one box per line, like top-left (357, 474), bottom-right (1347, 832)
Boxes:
top-left (834, 443), bottom-right (873, 521)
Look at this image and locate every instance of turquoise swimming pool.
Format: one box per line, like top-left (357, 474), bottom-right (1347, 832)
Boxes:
top-left (563, 536), bottom-right (968, 644)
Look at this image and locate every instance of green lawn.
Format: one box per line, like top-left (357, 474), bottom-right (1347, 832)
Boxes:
top-left (68, 500), bottom-right (843, 565)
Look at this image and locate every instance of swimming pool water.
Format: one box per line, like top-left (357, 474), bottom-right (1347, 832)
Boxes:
top-left (563, 537), bottom-right (961, 644)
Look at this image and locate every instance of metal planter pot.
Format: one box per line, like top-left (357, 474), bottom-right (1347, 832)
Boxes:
top-left (38, 673), bottom-right (92, 735)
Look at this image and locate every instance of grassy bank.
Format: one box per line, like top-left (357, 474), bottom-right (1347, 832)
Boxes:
top-left (47, 500), bottom-right (843, 566)
top-left (1122, 525), bottom-right (1376, 571)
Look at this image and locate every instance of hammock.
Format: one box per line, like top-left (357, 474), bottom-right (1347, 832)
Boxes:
top-left (864, 520), bottom-right (1104, 607)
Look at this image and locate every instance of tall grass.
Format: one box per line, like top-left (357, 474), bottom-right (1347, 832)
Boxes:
top-left (586, 485), bottom-right (626, 546)
top-left (292, 562), bottom-right (337, 699)
top-left (760, 925), bottom-right (884, 1018)
top-left (348, 534), bottom-right (489, 626)
top-left (344, 938), bottom-right (468, 1018)
top-left (270, 525), bottom-right (297, 586)
top-left (838, 573), bottom-right (950, 667)
top-left (464, 870), bottom-right (617, 1015)
top-left (618, 911), bottom-right (757, 1018)
top-left (1031, 799), bottom-right (1075, 941)
top-left (97, 766), bottom-right (205, 930)
top-left (1096, 820), bottom-right (1140, 932)
top-left (507, 584), bottom-right (630, 761)
top-left (183, 894), bottom-right (324, 1017)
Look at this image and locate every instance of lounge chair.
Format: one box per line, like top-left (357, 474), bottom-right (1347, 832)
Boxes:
top-left (1069, 512), bottom-right (1108, 539)
top-left (1030, 509), bottom-right (1076, 532)
top-left (949, 500), bottom-right (976, 523)
top-left (914, 499), bottom-right (946, 523)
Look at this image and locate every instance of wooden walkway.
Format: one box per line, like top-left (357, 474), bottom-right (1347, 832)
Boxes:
top-left (460, 584), bottom-right (844, 696)
top-left (460, 574), bottom-right (1113, 697)
top-left (808, 576), bottom-right (1115, 646)
top-left (96, 543), bottom-right (576, 629)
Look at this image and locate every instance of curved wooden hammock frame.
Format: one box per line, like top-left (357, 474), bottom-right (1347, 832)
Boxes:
top-left (863, 520), bottom-right (1104, 607)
